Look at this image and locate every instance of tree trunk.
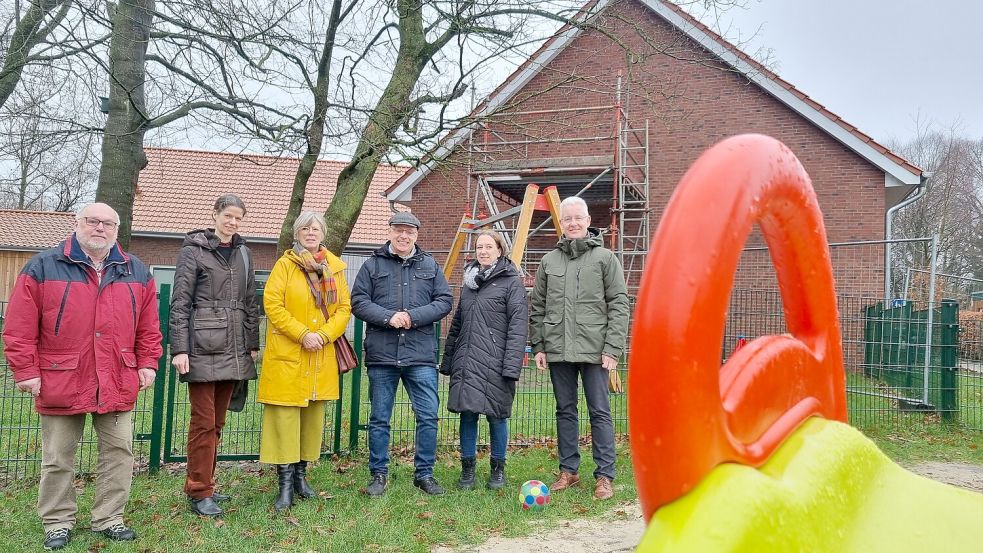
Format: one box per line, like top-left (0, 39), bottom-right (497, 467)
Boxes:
top-left (94, 0), bottom-right (153, 248)
top-left (276, 0), bottom-right (345, 255)
top-left (18, 161), bottom-right (29, 209)
top-left (321, 0), bottom-right (431, 255)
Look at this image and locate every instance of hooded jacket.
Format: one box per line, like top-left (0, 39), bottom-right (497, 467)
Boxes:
top-left (257, 249), bottom-right (351, 406)
top-left (3, 235), bottom-right (163, 415)
top-left (529, 228), bottom-right (630, 364)
top-left (168, 229), bottom-right (259, 383)
top-left (351, 243), bottom-right (453, 367)
top-left (440, 258), bottom-right (528, 419)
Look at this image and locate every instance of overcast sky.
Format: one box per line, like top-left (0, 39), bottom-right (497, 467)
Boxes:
top-left (701, 0), bottom-right (983, 143)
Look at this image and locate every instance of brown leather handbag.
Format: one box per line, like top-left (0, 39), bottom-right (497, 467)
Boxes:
top-left (314, 302), bottom-right (358, 375)
top-left (334, 334), bottom-right (358, 374)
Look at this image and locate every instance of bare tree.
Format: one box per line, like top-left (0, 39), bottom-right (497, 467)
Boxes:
top-left (891, 125), bottom-right (983, 294)
top-left (0, 0), bottom-right (75, 109)
top-left (6, 0), bottom-right (752, 253)
top-left (0, 69), bottom-right (99, 211)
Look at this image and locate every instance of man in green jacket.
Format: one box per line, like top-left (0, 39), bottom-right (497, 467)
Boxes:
top-left (530, 196), bottom-right (630, 501)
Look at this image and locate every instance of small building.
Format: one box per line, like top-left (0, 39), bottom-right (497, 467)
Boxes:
top-left (130, 147), bottom-right (405, 289)
top-left (386, 0), bottom-right (924, 298)
top-left (0, 210), bottom-right (76, 303)
top-left (0, 148), bottom-right (406, 301)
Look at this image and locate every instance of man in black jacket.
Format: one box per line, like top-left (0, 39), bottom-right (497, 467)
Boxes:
top-left (351, 212), bottom-right (453, 496)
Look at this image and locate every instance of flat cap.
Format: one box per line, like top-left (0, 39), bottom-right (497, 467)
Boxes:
top-left (388, 211), bottom-right (421, 228)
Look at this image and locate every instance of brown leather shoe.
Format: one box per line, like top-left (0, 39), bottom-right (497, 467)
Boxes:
top-left (550, 471), bottom-right (581, 492)
top-left (594, 476), bottom-right (614, 500)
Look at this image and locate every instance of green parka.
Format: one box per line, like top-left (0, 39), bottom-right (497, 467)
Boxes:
top-left (529, 229), bottom-right (629, 363)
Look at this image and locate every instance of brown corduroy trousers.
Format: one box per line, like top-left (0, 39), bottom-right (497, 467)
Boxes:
top-left (184, 381), bottom-right (235, 499)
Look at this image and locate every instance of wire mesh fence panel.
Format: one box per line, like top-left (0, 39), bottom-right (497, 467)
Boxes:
top-left (958, 316), bottom-right (983, 431)
top-left (8, 234), bottom-right (983, 483)
top-left (0, 364), bottom-right (158, 480)
top-left (724, 289), bottom-right (977, 431)
top-left (350, 342), bottom-right (629, 454)
top-left (160, 372), bottom-right (346, 462)
top-left (161, 314), bottom-right (347, 462)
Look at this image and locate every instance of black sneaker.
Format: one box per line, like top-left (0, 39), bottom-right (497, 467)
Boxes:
top-left (43, 528), bottom-right (70, 550)
top-left (189, 496), bottom-right (224, 517)
top-left (413, 476), bottom-right (446, 496)
top-left (364, 473), bottom-right (387, 496)
top-left (94, 522), bottom-right (136, 541)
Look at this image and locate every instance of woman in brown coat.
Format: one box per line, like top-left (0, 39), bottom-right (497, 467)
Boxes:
top-left (169, 194), bottom-right (260, 517)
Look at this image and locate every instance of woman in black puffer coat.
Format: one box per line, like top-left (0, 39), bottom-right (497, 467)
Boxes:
top-left (440, 230), bottom-right (528, 490)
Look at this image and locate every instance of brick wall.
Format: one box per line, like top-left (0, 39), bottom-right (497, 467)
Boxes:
top-left (128, 236), bottom-right (280, 271)
top-left (408, 0), bottom-right (892, 298)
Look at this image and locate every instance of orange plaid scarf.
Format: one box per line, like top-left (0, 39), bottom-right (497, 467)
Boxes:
top-left (285, 244), bottom-right (338, 309)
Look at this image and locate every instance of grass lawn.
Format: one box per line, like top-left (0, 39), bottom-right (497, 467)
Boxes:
top-left (860, 421), bottom-right (983, 466)
top-left (0, 445), bottom-right (638, 552)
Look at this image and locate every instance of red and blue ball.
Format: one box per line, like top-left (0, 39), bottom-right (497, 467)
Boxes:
top-left (520, 480), bottom-right (551, 511)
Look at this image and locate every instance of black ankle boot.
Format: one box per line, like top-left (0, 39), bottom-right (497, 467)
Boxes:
top-left (458, 457), bottom-right (476, 490)
top-left (488, 458), bottom-right (506, 490)
top-left (293, 460), bottom-right (316, 499)
top-left (274, 464), bottom-right (295, 512)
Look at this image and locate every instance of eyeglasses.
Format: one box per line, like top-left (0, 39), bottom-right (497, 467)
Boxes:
top-left (80, 217), bottom-right (118, 230)
top-left (560, 215), bottom-right (589, 224)
top-left (390, 227), bottom-right (418, 236)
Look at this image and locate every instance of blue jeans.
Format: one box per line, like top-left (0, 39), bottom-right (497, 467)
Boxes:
top-left (367, 365), bottom-right (439, 479)
top-left (459, 411), bottom-right (508, 460)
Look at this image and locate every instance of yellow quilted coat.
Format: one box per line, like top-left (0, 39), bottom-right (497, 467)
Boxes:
top-left (257, 250), bottom-right (351, 406)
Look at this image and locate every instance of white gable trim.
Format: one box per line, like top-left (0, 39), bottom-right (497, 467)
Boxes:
top-left (642, 0), bottom-right (919, 185)
top-left (389, 0), bottom-right (919, 201)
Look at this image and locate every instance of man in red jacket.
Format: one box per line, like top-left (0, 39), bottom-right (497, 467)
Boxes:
top-left (3, 202), bottom-right (163, 551)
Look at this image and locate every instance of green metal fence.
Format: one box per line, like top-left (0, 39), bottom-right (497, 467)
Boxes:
top-left (6, 284), bottom-right (981, 483)
top-left (0, 286), bottom-right (629, 482)
top-left (862, 300), bottom-right (959, 420)
top-left (723, 289), bottom-right (983, 431)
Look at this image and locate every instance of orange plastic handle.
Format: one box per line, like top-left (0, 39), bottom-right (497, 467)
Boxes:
top-left (628, 134), bottom-right (847, 521)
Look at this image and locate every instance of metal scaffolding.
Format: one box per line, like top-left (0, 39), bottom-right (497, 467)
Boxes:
top-left (452, 75), bottom-right (651, 293)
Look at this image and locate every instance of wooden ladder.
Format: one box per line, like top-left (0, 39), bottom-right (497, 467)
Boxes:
top-left (443, 183), bottom-right (563, 281)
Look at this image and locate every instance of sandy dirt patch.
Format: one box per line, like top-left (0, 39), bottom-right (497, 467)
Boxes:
top-left (909, 461), bottom-right (983, 492)
top-left (433, 462), bottom-right (983, 552)
top-left (432, 501), bottom-right (646, 553)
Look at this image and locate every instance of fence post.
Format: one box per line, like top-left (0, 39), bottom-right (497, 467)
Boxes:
top-left (333, 360), bottom-right (344, 455)
top-left (939, 299), bottom-right (959, 422)
top-left (863, 303), bottom-right (883, 378)
top-left (347, 318), bottom-right (364, 452)
top-left (149, 284), bottom-right (171, 474)
top-left (162, 325), bottom-right (180, 463)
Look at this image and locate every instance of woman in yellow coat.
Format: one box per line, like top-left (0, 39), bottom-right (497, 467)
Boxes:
top-left (258, 210), bottom-right (351, 512)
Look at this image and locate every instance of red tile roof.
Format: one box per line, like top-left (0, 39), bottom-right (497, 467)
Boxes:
top-left (0, 210), bottom-right (76, 250)
top-left (134, 148), bottom-right (407, 246)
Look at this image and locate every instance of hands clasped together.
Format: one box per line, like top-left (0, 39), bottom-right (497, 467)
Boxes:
top-left (388, 311), bottom-right (412, 330)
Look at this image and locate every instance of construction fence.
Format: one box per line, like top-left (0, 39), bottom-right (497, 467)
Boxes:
top-left (2, 237), bottom-right (983, 482)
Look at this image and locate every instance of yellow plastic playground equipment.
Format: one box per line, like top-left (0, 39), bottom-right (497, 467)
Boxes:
top-left (628, 134), bottom-right (983, 551)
